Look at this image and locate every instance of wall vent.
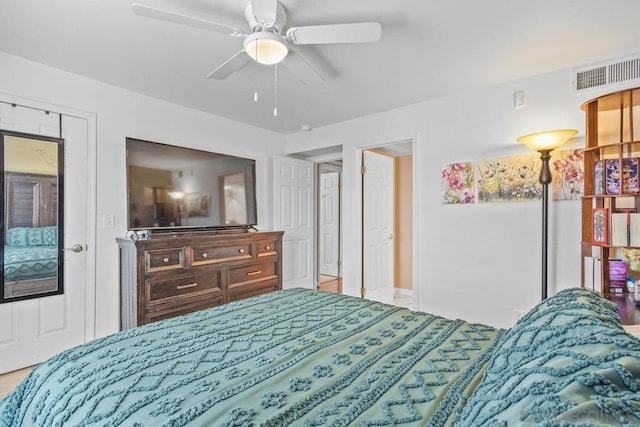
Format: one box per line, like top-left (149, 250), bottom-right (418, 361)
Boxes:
top-left (572, 54), bottom-right (640, 94)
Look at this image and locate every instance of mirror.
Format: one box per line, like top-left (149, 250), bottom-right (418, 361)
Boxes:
top-left (220, 171), bottom-right (248, 226)
top-left (0, 130), bottom-right (64, 303)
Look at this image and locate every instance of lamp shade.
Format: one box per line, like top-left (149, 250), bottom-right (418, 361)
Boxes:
top-left (516, 129), bottom-right (578, 152)
top-left (168, 191), bottom-right (185, 200)
top-left (244, 32), bottom-right (289, 65)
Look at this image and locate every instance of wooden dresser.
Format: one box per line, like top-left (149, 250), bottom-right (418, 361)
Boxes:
top-left (117, 230), bottom-right (283, 329)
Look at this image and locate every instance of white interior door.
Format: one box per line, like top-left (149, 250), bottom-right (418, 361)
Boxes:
top-left (0, 104), bottom-right (88, 373)
top-left (363, 150), bottom-right (394, 303)
top-left (273, 155), bottom-right (314, 289)
top-left (319, 171), bottom-right (340, 277)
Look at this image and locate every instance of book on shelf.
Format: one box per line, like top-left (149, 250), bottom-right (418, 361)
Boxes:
top-left (623, 158), bottom-right (640, 194)
top-left (631, 214), bottom-right (640, 247)
top-left (584, 256), bottom-right (602, 293)
top-left (592, 208), bottom-right (609, 244)
top-left (606, 159), bottom-right (621, 194)
top-left (594, 160), bottom-right (604, 195)
top-left (605, 158), bottom-right (640, 195)
top-left (594, 258), bottom-right (602, 293)
top-left (611, 213), bottom-right (629, 246)
top-left (608, 212), bottom-right (640, 247)
top-left (584, 256), bottom-right (595, 292)
top-left (609, 260), bottom-right (628, 293)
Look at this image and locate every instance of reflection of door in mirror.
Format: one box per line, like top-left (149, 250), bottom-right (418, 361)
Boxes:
top-left (220, 172), bottom-right (247, 226)
top-left (1, 131), bottom-right (64, 302)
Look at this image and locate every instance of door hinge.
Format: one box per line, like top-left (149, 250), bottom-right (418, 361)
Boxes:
top-left (360, 165), bottom-right (366, 175)
top-left (338, 180), bottom-right (342, 189)
top-left (337, 260), bottom-right (342, 267)
top-left (361, 287), bottom-right (366, 298)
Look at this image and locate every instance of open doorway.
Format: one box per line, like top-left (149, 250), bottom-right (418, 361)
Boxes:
top-left (317, 161), bottom-right (342, 293)
top-left (362, 142), bottom-right (413, 308)
top-left (286, 145), bottom-right (344, 293)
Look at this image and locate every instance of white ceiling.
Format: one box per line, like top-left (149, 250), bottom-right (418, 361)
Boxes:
top-left (1, 0), bottom-right (639, 135)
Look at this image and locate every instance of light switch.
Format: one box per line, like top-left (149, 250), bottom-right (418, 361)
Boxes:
top-left (514, 90), bottom-right (526, 108)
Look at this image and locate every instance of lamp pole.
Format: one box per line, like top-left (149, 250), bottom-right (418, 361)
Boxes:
top-left (517, 129), bottom-right (577, 301)
top-left (538, 150), bottom-right (553, 300)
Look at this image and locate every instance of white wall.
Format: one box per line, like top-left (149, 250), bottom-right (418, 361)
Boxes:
top-left (1, 49), bottom-right (630, 332)
top-left (0, 52), bottom-right (286, 338)
top-left (286, 68), bottom-right (624, 328)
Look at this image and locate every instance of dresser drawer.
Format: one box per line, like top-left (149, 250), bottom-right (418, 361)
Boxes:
top-left (145, 297), bottom-right (224, 324)
top-left (145, 271), bottom-right (223, 306)
top-left (145, 248), bottom-right (185, 273)
top-left (119, 231), bottom-right (283, 328)
top-left (191, 242), bottom-right (253, 266)
top-left (256, 239), bottom-right (278, 258)
top-left (228, 278), bottom-right (279, 303)
top-left (228, 262), bottom-right (277, 285)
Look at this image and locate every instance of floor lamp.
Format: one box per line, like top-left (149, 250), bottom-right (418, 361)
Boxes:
top-left (517, 129), bottom-right (578, 300)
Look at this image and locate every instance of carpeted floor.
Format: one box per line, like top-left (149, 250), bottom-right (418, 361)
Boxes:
top-left (0, 366), bottom-right (34, 400)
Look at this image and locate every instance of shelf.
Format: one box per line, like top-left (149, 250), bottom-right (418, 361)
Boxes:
top-left (582, 194), bottom-right (640, 199)
top-left (581, 87), bottom-right (640, 294)
top-left (582, 241), bottom-right (640, 249)
top-left (581, 141), bottom-right (640, 153)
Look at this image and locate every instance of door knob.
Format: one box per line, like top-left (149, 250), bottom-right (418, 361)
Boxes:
top-left (65, 244), bottom-right (84, 253)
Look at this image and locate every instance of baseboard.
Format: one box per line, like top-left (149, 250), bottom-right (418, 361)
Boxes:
top-left (393, 287), bottom-right (413, 298)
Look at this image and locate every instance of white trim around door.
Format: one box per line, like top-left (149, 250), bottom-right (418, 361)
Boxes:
top-left (0, 92), bottom-right (97, 343)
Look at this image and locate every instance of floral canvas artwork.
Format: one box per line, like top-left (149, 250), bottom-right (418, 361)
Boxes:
top-left (478, 154), bottom-right (540, 203)
top-left (441, 162), bottom-right (475, 204)
top-left (551, 148), bottom-right (584, 201)
top-left (477, 149), bottom-right (585, 203)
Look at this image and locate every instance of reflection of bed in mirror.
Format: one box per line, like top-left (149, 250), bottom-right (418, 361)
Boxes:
top-left (3, 172), bottom-right (58, 298)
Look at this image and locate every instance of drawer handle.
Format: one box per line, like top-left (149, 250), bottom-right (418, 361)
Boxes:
top-left (239, 249), bottom-right (245, 253)
top-left (202, 253), bottom-right (208, 258)
top-left (265, 246), bottom-right (271, 250)
top-left (177, 283), bottom-right (198, 290)
top-left (247, 270), bottom-right (262, 276)
top-left (163, 257), bottom-right (170, 263)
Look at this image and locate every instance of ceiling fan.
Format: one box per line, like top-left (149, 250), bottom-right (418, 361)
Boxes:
top-left (132, 0), bottom-right (382, 85)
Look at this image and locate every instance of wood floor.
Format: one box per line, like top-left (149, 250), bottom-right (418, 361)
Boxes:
top-left (317, 275), bottom-right (342, 294)
top-left (605, 293), bottom-right (640, 325)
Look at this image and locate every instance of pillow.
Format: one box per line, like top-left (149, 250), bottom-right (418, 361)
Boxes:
top-left (457, 288), bottom-right (640, 426)
top-left (6, 226), bottom-right (57, 246)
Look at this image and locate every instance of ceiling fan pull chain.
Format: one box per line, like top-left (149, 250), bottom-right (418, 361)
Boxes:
top-left (255, 36), bottom-right (259, 64)
top-left (273, 64), bottom-right (278, 117)
top-left (254, 41), bottom-right (260, 103)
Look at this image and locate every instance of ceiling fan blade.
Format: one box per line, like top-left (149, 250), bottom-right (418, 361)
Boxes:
top-left (286, 22), bottom-right (381, 45)
top-left (208, 50), bottom-right (251, 79)
top-left (249, 0), bottom-right (278, 26)
top-left (281, 49), bottom-right (325, 85)
top-left (132, 3), bottom-right (245, 36)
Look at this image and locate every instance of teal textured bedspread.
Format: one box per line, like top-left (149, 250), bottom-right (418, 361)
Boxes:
top-left (4, 245), bottom-right (58, 282)
top-left (0, 289), bottom-right (503, 426)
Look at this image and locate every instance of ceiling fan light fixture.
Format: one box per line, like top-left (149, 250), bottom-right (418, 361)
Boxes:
top-left (244, 31), bottom-right (289, 65)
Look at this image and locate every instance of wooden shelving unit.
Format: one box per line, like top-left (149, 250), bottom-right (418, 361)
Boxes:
top-left (581, 87), bottom-right (640, 293)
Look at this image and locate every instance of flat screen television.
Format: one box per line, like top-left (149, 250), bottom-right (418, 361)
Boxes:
top-left (126, 137), bottom-right (257, 231)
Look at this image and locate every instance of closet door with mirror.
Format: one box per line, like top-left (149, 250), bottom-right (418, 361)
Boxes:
top-left (0, 130), bottom-right (64, 302)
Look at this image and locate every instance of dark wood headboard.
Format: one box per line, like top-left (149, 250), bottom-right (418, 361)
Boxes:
top-left (4, 172), bottom-right (58, 235)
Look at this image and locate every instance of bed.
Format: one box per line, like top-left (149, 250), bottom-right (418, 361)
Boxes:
top-left (1, 287), bottom-right (639, 426)
top-left (3, 226), bottom-right (58, 298)
top-left (3, 171), bottom-right (59, 299)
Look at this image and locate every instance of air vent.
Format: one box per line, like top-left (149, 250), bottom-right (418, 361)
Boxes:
top-left (572, 54), bottom-right (640, 94)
